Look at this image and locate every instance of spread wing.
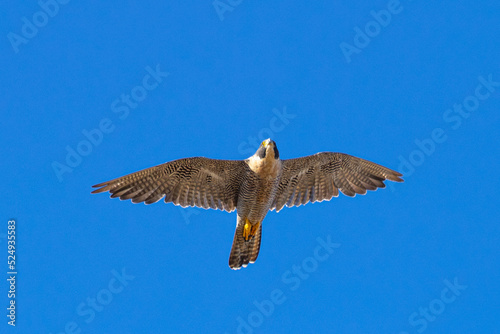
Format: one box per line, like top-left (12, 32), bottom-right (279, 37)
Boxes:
top-left (92, 157), bottom-right (247, 212)
top-left (271, 152), bottom-right (403, 212)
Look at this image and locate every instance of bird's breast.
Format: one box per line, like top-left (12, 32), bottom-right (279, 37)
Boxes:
top-left (246, 156), bottom-right (282, 179)
top-left (238, 159), bottom-right (282, 220)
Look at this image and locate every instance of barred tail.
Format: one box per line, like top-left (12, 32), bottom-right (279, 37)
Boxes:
top-left (228, 216), bottom-right (262, 270)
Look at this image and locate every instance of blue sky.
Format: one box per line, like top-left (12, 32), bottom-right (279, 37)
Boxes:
top-left (2, 1), bottom-right (500, 333)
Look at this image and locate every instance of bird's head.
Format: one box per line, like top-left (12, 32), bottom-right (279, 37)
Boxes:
top-left (254, 138), bottom-right (279, 160)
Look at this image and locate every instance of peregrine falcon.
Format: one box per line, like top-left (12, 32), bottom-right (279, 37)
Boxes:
top-left (92, 139), bottom-right (403, 269)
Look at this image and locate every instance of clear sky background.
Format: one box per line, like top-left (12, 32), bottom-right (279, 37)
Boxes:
top-left (2, 1), bottom-right (500, 333)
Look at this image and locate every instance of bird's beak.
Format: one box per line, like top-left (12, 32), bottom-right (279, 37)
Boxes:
top-left (261, 139), bottom-right (270, 148)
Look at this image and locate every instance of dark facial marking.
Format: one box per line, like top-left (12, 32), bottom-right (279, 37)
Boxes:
top-left (273, 144), bottom-right (279, 159)
top-left (256, 146), bottom-right (266, 159)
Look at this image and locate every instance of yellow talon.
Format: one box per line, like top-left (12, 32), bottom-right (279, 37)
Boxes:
top-left (243, 219), bottom-right (252, 241)
top-left (242, 218), bottom-right (261, 242)
top-left (250, 221), bottom-right (260, 237)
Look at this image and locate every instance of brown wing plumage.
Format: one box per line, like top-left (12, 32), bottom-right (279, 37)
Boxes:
top-left (271, 152), bottom-right (403, 212)
top-left (92, 157), bottom-right (247, 212)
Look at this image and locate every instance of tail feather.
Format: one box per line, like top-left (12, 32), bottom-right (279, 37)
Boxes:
top-left (229, 217), bottom-right (262, 270)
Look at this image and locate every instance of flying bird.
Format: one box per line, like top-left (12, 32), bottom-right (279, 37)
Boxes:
top-left (92, 139), bottom-right (403, 269)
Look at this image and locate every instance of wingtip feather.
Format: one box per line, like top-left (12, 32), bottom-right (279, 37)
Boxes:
top-left (91, 185), bottom-right (109, 194)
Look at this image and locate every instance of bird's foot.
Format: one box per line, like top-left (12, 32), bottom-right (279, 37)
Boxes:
top-left (243, 218), bottom-right (261, 242)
